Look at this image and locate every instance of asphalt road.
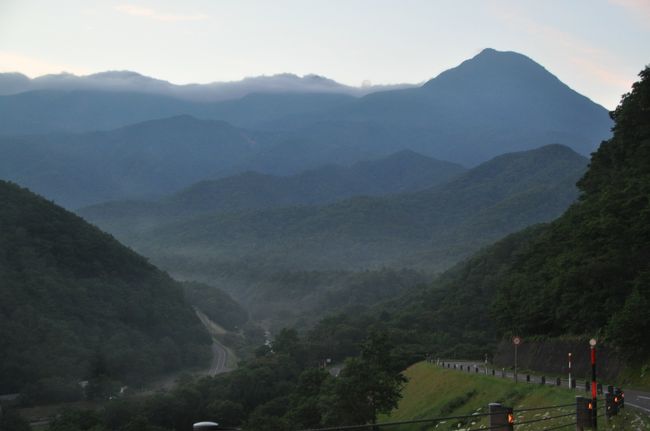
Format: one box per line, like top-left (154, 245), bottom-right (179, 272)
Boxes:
top-left (209, 339), bottom-right (230, 375)
top-left (624, 389), bottom-right (650, 414)
top-left (438, 359), bottom-right (650, 414)
top-left (193, 308), bottom-right (235, 375)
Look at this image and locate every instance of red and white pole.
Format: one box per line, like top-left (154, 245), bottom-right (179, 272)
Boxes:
top-left (590, 339), bottom-right (597, 429)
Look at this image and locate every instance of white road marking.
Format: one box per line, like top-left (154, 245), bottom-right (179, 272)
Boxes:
top-left (627, 402), bottom-right (650, 413)
top-left (638, 396), bottom-right (650, 400)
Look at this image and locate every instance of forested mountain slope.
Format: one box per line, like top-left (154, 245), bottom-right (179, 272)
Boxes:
top-left (490, 67), bottom-right (650, 357)
top-left (342, 67), bottom-right (650, 361)
top-left (79, 150), bottom-right (465, 236)
top-left (129, 144), bottom-right (587, 279)
top-left (0, 181), bottom-right (211, 400)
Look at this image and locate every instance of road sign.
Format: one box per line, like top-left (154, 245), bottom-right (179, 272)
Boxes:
top-left (513, 336), bottom-right (521, 345)
top-left (589, 338), bottom-right (597, 346)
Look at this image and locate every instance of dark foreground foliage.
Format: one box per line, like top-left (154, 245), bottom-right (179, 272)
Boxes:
top-left (41, 330), bottom-right (405, 431)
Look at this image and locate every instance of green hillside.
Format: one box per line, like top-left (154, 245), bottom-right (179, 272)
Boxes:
top-left (0, 181), bottom-right (211, 402)
top-left (385, 362), bottom-right (649, 430)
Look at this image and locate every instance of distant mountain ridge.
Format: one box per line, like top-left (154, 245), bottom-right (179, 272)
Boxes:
top-left (0, 70), bottom-right (415, 101)
top-left (0, 115), bottom-right (267, 208)
top-left (78, 150), bottom-right (465, 231)
top-left (0, 49), bottom-right (612, 203)
top-left (262, 48), bottom-right (611, 165)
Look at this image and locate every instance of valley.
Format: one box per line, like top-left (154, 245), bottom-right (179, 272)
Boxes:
top-left (0, 37), bottom-right (648, 431)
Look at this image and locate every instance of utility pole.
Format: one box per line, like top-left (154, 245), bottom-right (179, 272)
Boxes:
top-left (485, 353), bottom-right (488, 375)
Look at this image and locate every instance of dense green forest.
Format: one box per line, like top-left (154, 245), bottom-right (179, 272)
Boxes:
top-left (491, 66), bottom-right (650, 358)
top-left (0, 181), bottom-right (211, 403)
top-left (30, 330), bottom-right (406, 431)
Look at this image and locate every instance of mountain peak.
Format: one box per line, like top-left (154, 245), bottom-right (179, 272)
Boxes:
top-left (423, 48), bottom-right (557, 90)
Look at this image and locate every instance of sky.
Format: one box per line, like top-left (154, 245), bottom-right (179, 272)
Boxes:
top-left (0, 0), bottom-right (648, 109)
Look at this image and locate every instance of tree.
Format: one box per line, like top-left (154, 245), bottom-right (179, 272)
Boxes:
top-left (287, 368), bottom-right (331, 428)
top-left (321, 331), bottom-right (407, 427)
top-left (0, 406), bottom-right (31, 431)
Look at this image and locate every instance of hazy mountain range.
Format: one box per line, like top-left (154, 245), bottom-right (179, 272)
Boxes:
top-left (0, 115), bottom-right (270, 208)
top-left (78, 150), bottom-right (465, 231)
top-left (0, 70), bottom-right (415, 102)
top-left (0, 49), bottom-right (612, 175)
top-left (83, 144), bottom-right (588, 277)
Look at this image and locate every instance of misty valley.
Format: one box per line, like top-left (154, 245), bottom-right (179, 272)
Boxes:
top-left (1, 46), bottom-right (649, 431)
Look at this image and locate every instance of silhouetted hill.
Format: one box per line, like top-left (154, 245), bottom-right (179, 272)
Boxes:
top-left (0, 115), bottom-right (266, 208)
top-left (0, 180), bottom-right (211, 400)
top-left (78, 150), bottom-right (465, 232)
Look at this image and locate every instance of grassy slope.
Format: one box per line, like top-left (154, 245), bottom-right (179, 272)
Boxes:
top-left (383, 362), bottom-right (650, 430)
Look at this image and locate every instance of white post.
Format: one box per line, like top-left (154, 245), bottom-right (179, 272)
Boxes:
top-left (568, 352), bottom-right (572, 389)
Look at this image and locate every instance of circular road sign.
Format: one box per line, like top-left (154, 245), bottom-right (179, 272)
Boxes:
top-left (513, 336), bottom-right (521, 345)
top-left (589, 338), bottom-right (597, 347)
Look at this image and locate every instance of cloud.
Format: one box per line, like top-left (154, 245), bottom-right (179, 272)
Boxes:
top-left (0, 51), bottom-right (88, 77)
top-left (609, 0), bottom-right (650, 28)
top-left (569, 57), bottom-right (633, 89)
top-left (115, 4), bottom-right (208, 22)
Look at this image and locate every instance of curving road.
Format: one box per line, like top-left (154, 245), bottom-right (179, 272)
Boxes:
top-left (209, 339), bottom-right (230, 375)
top-left (195, 309), bottom-right (233, 375)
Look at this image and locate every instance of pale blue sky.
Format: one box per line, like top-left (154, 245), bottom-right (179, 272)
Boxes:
top-left (1, 0), bottom-right (648, 108)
